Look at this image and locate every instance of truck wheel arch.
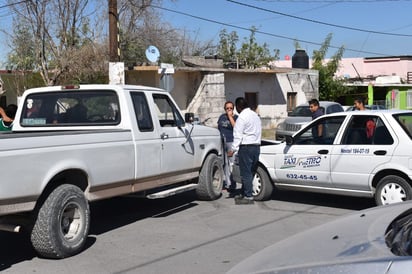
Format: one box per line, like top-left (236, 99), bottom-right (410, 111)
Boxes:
top-left (35, 169), bottom-right (89, 211)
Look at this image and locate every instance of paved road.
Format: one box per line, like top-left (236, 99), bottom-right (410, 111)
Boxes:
top-left (0, 190), bottom-right (375, 274)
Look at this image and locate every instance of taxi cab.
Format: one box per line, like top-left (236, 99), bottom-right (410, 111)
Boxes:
top-left (234, 110), bottom-right (412, 205)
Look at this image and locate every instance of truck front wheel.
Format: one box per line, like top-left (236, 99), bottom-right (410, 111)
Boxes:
top-left (196, 154), bottom-right (224, 200)
top-left (31, 184), bottom-right (90, 258)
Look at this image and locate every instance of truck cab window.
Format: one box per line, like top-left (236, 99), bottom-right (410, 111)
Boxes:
top-left (152, 94), bottom-right (184, 127)
top-left (21, 90), bottom-right (120, 126)
top-left (131, 92), bottom-right (153, 131)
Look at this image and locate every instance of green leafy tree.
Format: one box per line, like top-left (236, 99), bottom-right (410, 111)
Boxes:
top-left (217, 29), bottom-right (239, 63)
top-left (217, 26), bottom-right (277, 69)
top-left (7, 19), bottom-right (36, 72)
top-left (311, 33), bottom-right (348, 101)
top-left (238, 26), bottom-right (273, 69)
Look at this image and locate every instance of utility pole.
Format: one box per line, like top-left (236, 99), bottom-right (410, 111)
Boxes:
top-left (109, 0), bottom-right (119, 62)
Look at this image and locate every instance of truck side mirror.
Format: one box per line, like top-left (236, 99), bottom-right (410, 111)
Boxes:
top-left (185, 112), bottom-right (195, 123)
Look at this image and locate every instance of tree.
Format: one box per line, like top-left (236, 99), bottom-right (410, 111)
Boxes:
top-left (311, 33), bottom-right (349, 101)
top-left (6, 0), bottom-right (107, 86)
top-left (5, 19), bottom-right (37, 94)
top-left (118, 0), bottom-right (215, 67)
top-left (217, 29), bottom-right (239, 64)
top-left (217, 26), bottom-right (277, 69)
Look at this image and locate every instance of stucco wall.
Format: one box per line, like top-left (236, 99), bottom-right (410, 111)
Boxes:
top-left (225, 70), bottom-right (318, 128)
top-left (185, 72), bottom-right (226, 127)
top-left (125, 67), bottom-right (318, 129)
top-left (169, 71), bottom-right (202, 110)
top-left (273, 57), bottom-right (412, 83)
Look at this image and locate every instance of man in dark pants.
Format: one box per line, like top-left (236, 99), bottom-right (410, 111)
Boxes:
top-left (227, 97), bottom-right (261, 205)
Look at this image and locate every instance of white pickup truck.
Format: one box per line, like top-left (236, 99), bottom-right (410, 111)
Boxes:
top-left (0, 84), bottom-right (223, 258)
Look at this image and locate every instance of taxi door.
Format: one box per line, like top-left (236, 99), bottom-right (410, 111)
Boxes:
top-left (331, 115), bottom-right (396, 191)
top-left (274, 116), bottom-right (345, 188)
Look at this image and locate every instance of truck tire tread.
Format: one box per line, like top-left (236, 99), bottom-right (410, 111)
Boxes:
top-left (30, 184), bottom-right (90, 258)
top-left (196, 154), bottom-right (223, 201)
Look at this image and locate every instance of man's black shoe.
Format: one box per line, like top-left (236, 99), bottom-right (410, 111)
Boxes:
top-left (227, 192), bottom-right (237, 198)
top-left (234, 197), bottom-right (254, 205)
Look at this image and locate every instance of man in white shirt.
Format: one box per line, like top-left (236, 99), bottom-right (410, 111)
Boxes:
top-left (228, 97), bottom-right (261, 204)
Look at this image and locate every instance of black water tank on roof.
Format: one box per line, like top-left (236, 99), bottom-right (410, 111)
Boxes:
top-left (292, 49), bottom-right (309, 69)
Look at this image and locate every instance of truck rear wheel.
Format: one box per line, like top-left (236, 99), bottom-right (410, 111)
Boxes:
top-left (196, 154), bottom-right (224, 200)
top-left (31, 184), bottom-right (90, 258)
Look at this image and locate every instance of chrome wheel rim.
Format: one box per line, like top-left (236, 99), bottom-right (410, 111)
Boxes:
top-left (252, 173), bottom-right (262, 196)
top-left (380, 182), bottom-right (407, 205)
top-left (60, 202), bottom-right (83, 241)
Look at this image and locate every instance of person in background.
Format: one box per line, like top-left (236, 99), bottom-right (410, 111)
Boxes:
top-left (353, 96), bottom-right (376, 141)
top-left (228, 97), bottom-right (261, 205)
top-left (354, 97), bottom-right (367, 111)
top-left (0, 104), bottom-right (18, 131)
top-left (309, 99), bottom-right (324, 139)
top-left (217, 101), bottom-right (238, 192)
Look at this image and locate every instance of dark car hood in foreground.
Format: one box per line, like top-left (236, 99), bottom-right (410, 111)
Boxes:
top-left (227, 202), bottom-right (412, 274)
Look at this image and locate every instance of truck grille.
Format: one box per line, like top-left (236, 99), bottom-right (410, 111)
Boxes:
top-left (285, 124), bottom-right (301, 131)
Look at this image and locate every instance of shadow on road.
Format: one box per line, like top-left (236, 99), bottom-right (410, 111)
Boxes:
top-left (0, 190), bottom-right (199, 271)
top-left (89, 190), bottom-right (199, 235)
top-left (271, 189), bottom-right (376, 210)
top-left (0, 231), bottom-right (36, 271)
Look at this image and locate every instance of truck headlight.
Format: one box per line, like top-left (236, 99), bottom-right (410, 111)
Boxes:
top-left (277, 122), bottom-right (285, 130)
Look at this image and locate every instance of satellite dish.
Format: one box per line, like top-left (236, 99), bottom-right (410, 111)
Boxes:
top-left (145, 45), bottom-right (160, 63)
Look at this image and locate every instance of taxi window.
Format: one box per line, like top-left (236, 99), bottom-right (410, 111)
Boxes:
top-left (294, 116), bottom-right (345, 145)
top-left (341, 115), bottom-right (393, 145)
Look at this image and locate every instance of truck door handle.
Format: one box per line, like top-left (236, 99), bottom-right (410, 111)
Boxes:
top-left (160, 133), bottom-right (169, 140)
top-left (318, 150), bottom-right (329, 154)
top-left (374, 150), bottom-right (387, 155)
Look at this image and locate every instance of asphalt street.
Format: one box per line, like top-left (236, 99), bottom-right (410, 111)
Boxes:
top-left (0, 190), bottom-right (375, 273)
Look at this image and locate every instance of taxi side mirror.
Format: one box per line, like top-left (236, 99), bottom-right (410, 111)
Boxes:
top-left (285, 135), bottom-right (294, 146)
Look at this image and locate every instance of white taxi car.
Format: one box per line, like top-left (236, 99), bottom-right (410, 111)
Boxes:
top-left (234, 110), bottom-right (412, 205)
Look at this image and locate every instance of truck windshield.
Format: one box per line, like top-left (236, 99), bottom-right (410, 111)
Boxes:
top-left (20, 90), bottom-right (120, 126)
top-left (289, 106), bottom-right (312, 117)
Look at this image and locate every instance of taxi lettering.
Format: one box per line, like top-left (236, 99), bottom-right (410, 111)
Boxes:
top-left (298, 156), bottom-right (321, 168)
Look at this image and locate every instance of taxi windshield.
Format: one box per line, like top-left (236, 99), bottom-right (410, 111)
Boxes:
top-left (394, 113), bottom-right (412, 139)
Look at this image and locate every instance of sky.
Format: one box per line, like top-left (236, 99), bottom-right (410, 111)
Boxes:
top-left (1, 0), bottom-right (412, 68)
top-left (159, 0), bottom-right (412, 59)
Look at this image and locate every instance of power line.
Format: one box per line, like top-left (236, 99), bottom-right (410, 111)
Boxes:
top-left (151, 4), bottom-right (390, 56)
top-left (227, 0), bottom-right (412, 37)
top-left (254, 0), bottom-right (412, 2)
top-left (0, 0), bottom-right (28, 9)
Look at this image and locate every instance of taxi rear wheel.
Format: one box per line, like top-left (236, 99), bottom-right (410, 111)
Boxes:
top-left (375, 175), bottom-right (412, 206)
